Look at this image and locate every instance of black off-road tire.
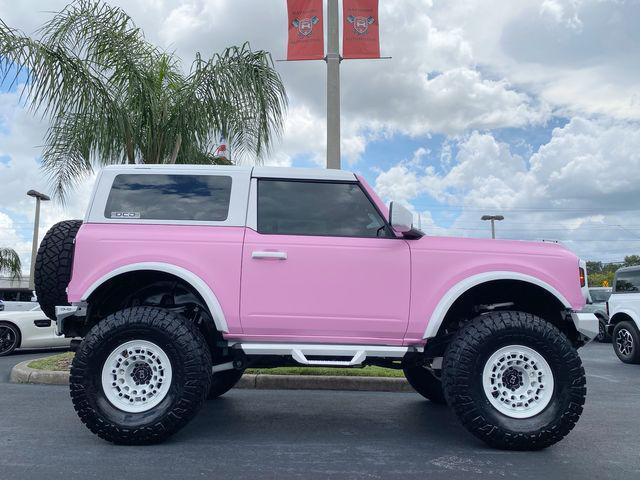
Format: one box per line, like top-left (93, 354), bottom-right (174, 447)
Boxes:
top-left (403, 365), bottom-right (447, 405)
top-left (442, 311), bottom-right (586, 450)
top-left (34, 220), bottom-right (83, 320)
top-left (70, 306), bottom-right (212, 445)
top-left (612, 321), bottom-right (640, 364)
top-left (208, 368), bottom-right (245, 399)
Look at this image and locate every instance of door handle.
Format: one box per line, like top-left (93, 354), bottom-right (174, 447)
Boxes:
top-left (252, 251), bottom-right (288, 260)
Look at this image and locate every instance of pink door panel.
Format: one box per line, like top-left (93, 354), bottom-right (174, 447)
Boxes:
top-left (239, 228), bottom-right (411, 344)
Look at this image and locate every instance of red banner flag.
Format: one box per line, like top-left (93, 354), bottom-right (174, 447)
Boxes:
top-left (343, 0), bottom-right (380, 59)
top-left (287, 0), bottom-right (324, 61)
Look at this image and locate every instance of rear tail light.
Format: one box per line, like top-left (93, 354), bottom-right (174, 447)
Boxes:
top-left (579, 267), bottom-right (586, 287)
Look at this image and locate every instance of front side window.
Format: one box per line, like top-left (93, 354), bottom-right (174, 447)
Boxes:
top-left (104, 174), bottom-right (232, 222)
top-left (257, 180), bottom-right (392, 238)
top-left (615, 270), bottom-right (640, 293)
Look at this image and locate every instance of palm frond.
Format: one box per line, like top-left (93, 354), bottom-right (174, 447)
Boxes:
top-left (1, 2), bottom-right (288, 198)
top-left (174, 43), bottom-right (288, 164)
top-left (0, 248), bottom-right (22, 279)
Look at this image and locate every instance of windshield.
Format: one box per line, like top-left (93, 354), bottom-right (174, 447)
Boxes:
top-left (589, 289), bottom-right (611, 303)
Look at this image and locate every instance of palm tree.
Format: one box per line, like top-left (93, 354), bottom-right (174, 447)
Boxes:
top-left (0, 0), bottom-right (287, 201)
top-left (0, 248), bottom-right (21, 279)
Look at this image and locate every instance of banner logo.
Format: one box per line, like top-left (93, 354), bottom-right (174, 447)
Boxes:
top-left (287, 0), bottom-right (324, 60)
top-left (347, 15), bottom-right (375, 35)
top-left (343, 0), bottom-right (380, 59)
top-left (292, 16), bottom-right (319, 37)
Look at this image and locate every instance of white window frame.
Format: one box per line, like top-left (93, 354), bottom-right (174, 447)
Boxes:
top-left (85, 165), bottom-right (252, 227)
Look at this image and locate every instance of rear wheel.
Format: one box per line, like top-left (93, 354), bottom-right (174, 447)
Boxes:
top-left (595, 317), bottom-right (610, 343)
top-left (0, 322), bottom-right (20, 356)
top-left (70, 306), bottom-right (212, 444)
top-left (612, 321), bottom-right (640, 364)
top-left (208, 368), bottom-right (245, 399)
top-left (403, 364), bottom-right (446, 404)
top-left (442, 311), bottom-right (586, 450)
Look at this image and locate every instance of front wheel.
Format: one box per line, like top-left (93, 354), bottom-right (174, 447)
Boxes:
top-left (70, 306), bottom-right (212, 444)
top-left (442, 311), bottom-right (586, 450)
top-left (612, 321), bottom-right (640, 364)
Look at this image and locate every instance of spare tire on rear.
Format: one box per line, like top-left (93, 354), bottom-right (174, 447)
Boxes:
top-left (34, 220), bottom-right (83, 320)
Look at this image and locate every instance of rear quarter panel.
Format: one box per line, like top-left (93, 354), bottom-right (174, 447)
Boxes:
top-left (67, 224), bottom-right (245, 334)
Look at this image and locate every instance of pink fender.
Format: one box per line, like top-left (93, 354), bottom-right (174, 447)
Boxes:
top-left (403, 235), bottom-right (585, 344)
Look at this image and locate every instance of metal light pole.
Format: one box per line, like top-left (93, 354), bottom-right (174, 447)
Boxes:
top-left (326, 0), bottom-right (341, 169)
top-left (27, 190), bottom-right (50, 290)
top-left (481, 215), bottom-right (504, 239)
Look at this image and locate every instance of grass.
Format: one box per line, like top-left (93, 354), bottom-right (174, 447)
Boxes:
top-left (28, 352), bottom-right (405, 378)
top-left (29, 352), bottom-right (75, 371)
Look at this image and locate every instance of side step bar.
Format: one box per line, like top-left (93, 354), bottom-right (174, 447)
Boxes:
top-left (235, 343), bottom-right (416, 367)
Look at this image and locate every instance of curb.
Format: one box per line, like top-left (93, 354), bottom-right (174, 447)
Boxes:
top-left (11, 360), bottom-right (413, 392)
top-left (10, 360), bottom-right (71, 385)
top-left (235, 374), bottom-right (413, 392)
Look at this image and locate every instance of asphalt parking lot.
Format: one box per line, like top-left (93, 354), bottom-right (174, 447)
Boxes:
top-left (0, 343), bottom-right (638, 480)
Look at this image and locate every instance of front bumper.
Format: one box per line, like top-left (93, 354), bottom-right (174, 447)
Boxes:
top-left (570, 312), bottom-right (599, 342)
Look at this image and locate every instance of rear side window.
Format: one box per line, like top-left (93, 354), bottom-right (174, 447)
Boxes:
top-left (104, 174), bottom-right (232, 221)
top-left (615, 269), bottom-right (640, 293)
top-left (257, 180), bottom-right (392, 238)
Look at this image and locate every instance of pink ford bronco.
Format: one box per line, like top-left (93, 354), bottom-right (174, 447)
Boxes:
top-left (34, 165), bottom-right (597, 450)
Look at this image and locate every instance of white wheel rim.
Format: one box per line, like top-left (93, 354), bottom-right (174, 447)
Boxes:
top-left (101, 340), bottom-right (173, 413)
top-left (482, 345), bottom-right (554, 419)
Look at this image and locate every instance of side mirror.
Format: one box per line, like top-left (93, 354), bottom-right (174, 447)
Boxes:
top-left (389, 202), bottom-right (413, 234)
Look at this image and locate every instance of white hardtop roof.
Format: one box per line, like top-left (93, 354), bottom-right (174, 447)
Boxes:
top-left (252, 166), bottom-right (356, 181)
top-left (101, 164), bottom-right (356, 181)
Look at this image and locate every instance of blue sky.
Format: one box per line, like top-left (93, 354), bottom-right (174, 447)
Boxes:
top-left (1, 0), bottom-right (639, 269)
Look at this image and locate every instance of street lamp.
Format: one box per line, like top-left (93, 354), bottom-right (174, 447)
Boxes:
top-left (27, 190), bottom-right (50, 290)
top-left (481, 215), bottom-right (504, 239)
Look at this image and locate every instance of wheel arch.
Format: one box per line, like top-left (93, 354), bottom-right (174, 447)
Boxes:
top-left (82, 262), bottom-right (228, 333)
top-left (610, 311), bottom-right (639, 329)
top-left (424, 272), bottom-right (573, 341)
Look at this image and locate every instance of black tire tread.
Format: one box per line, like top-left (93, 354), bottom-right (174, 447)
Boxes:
top-left (442, 310), bottom-right (586, 450)
top-left (70, 306), bottom-right (212, 445)
top-left (34, 220), bottom-right (83, 320)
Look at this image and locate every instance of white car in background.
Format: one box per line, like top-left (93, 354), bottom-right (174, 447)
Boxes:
top-left (0, 306), bottom-right (71, 356)
top-left (607, 266), bottom-right (640, 364)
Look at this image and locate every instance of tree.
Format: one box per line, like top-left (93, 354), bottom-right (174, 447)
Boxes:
top-left (586, 261), bottom-right (603, 275)
top-left (0, 0), bottom-right (287, 201)
top-left (624, 255), bottom-right (640, 267)
top-left (0, 248), bottom-right (21, 279)
top-left (586, 256), bottom-right (640, 287)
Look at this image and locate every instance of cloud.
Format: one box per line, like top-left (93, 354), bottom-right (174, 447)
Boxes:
top-left (374, 117), bottom-right (640, 261)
